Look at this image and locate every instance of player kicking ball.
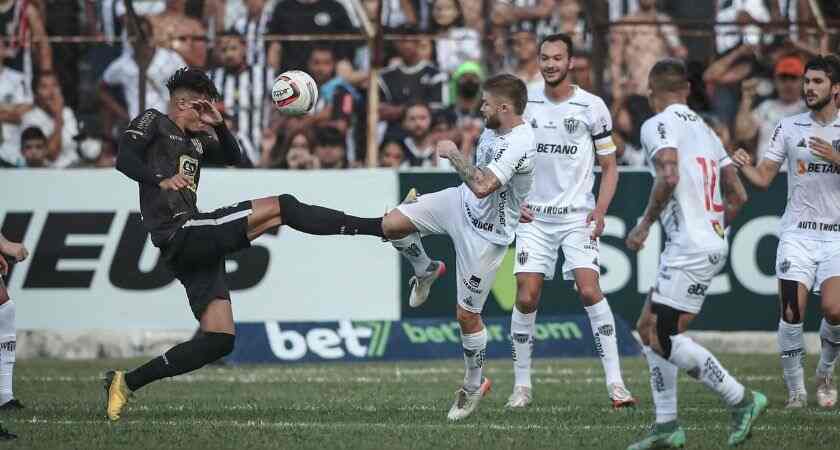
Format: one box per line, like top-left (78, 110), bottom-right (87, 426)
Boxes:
top-left (733, 55), bottom-right (840, 409)
top-left (385, 74), bottom-right (535, 420)
top-left (625, 59), bottom-right (765, 449)
top-left (106, 68), bottom-right (390, 421)
top-left (506, 33), bottom-right (635, 409)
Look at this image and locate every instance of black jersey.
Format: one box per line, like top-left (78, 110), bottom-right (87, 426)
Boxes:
top-left (116, 109), bottom-right (242, 247)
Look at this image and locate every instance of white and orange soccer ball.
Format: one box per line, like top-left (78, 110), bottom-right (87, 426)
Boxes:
top-left (271, 70), bottom-right (318, 115)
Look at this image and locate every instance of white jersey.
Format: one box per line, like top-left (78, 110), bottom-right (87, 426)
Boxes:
top-left (764, 112), bottom-right (840, 241)
top-left (462, 123), bottom-right (536, 245)
top-left (641, 104), bottom-right (732, 252)
top-left (523, 85), bottom-right (616, 223)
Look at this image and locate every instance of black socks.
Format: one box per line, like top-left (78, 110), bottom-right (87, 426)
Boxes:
top-left (125, 332), bottom-right (235, 391)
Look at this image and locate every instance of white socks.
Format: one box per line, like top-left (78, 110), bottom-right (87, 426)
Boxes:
top-left (585, 299), bottom-right (623, 387)
top-left (818, 318), bottom-right (840, 376)
top-left (644, 346), bottom-right (679, 423)
top-left (510, 306), bottom-right (536, 388)
top-left (669, 334), bottom-right (745, 407)
top-left (391, 233), bottom-right (433, 276)
top-left (462, 328), bottom-right (487, 392)
top-left (778, 320), bottom-right (806, 395)
top-left (0, 300), bottom-right (15, 405)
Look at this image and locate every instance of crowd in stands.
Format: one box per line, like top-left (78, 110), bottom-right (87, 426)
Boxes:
top-left (1, 0), bottom-right (840, 170)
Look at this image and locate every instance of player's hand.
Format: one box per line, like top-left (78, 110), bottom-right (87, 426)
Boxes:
top-left (1, 242), bottom-right (28, 262)
top-left (159, 173), bottom-right (192, 191)
top-left (626, 221), bottom-right (650, 251)
top-left (519, 203), bottom-right (534, 223)
top-left (436, 140), bottom-right (458, 160)
top-left (191, 99), bottom-right (223, 127)
top-left (731, 148), bottom-right (752, 168)
top-left (809, 136), bottom-right (840, 164)
top-left (0, 256), bottom-right (8, 276)
top-left (587, 208), bottom-right (606, 239)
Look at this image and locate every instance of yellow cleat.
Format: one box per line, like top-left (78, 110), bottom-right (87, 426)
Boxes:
top-left (104, 370), bottom-right (131, 421)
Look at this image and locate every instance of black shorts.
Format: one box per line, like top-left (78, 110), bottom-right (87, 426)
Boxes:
top-left (163, 201), bottom-right (253, 320)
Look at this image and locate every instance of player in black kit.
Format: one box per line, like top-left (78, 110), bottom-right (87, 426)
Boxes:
top-left (105, 68), bottom-right (386, 421)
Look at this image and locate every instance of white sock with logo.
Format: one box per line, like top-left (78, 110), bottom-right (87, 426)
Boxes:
top-left (818, 318), bottom-right (840, 376)
top-left (0, 300), bottom-right (15, 405)
top-left (584, 299), bottom-right (623, 387)
top-left (778, 320), bottom-right (807, 395)
top-left (462, 328), bottom-right (487, 393)
top-left (391, 233), bottom-right (433, 276)
top-left (510, 305), bottom-right (536, 388)
top-left (643, 346), bottom-right (678, 424)
top-left (669, 334), bottom-right (745, 407)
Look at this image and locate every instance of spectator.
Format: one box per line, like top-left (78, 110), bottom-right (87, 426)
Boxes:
top-left (609, 0), bottom-right (686, 99)
top-left (703, 43), bottom-right (768, 125)
top-left (571, 51), bottom-right (594, 92)
top-left (153, 3), bottom-right (209, 69)
top-left (509, 30), bottom-right (543, 90)
top-left (702, 114), bottom-right (735, 155)
top-left (448, 61), bottom-right (484, 126)
top-left (492, 0), bottom-right (557, 40)
top-left (0, 37), bottom-right (33, 167)
top-left (715, 0), bottom-right (771, 55)
top-left (0, 0), bottom-right (53, 90)
top-left (734, 55), bottom-right (806, 162)
top-left (267, 128), bottom-right (317, 169)
top-left (313, 126), bottom-right (347, 169)
top-left (232, 0), bottom-right (278, 70)
top-left (612, 94), bottom-right (653, 167)
top-left (210, 30), bottom-right (273, 160)
top-left (378, 29), bottom-right (448, 124)
top-left (430, 0), bottom-right (481, 74)
top-left (379, 138), bottom-right (406, 168)
top-left (266, 0), bottom-right (357, 72)
top-left (151, 0), bottom-right (224, 39)
top-left (20, 72), bottom-right (80, 168)
top-left (19, 126), bottom-right (47, 167)
top-left (459, 0), bottom-right (486, 35)
top-left (556, 0), bottom-right (590, 53)
top-left (396, 102), bottom-right (437, 167)
top-left (98, 17), bottom-right (187, 125)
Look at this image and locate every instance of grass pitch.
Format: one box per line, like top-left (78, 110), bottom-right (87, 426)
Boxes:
top-left (5, 354), bottom-right (839, 449)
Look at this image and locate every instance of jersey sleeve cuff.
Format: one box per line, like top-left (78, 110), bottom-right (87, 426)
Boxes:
top-left (486, 163), bottom-right (510, 186)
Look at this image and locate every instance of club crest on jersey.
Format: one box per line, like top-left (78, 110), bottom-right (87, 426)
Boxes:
top-left (518, 249), bottom-right (528, 265)
top-left (563, 117), bottom-right (580, 135)
top-left (191, 138), bottom-right (204, 155)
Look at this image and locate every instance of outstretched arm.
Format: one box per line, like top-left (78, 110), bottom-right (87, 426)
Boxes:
top-left (438, 140), bottom-right (501, 199)
top-left (731, 148), bottom-right (781, 190)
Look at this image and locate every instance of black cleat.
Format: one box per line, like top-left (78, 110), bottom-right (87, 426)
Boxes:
top-left (0, 399), bottom-right (24, 411)
top-left (0, 424), bottom-right (16, 440)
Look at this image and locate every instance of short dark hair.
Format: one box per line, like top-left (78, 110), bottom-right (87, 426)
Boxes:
top-left (31, 70), bottom-right (56, 94)
top-left (166, 67), bottom-right (221, 100)
top-left (400, 101), bottom-right (431, 121)
top-left (310, 44), bottom-right (336, 58)
top-left (540, 33), bottom-right (574, 57)
top-left (219, 28), bottom-right (245, 42)
top-left (805, 55), bottom-right (840, 84)
top-left (314, 127), bottom-right (345, 148)
top-left (483, 74), bottom-right (528, 115)
top-left (21, 126), bottom-right (46, 142)
top-left (648, 58), bottom-right (689, 94)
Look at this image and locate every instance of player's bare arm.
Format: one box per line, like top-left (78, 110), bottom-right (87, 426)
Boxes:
top-left (720, 165), bottom-right (749, 226)
top-left (437, 140), bottom-right (501, 199)
top-left (626, 148), bottom-right (679, 250)
top-left (589, 153), bottom-right (618, 239)
top-left (732, 148), bottom-right (781, 190)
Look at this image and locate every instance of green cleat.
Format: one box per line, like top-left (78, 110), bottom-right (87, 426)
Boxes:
top-left (728, 391), bottom-right (768, 447)
top-left (627, 422), bottom-right (686, 449)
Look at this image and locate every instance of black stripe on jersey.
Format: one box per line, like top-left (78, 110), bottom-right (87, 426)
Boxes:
top-left (569, 102), bottom-right (589, 107)
top-left (527, 100), bottom-right (545, 104)
top-left (592, 130), bottom-right (612, 140)
top-left (794, 122), bottom-right (812, 127)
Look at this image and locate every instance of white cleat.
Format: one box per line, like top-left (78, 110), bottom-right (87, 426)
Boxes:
top-left (785, 391), bottom-right (808, 408)
top-left (447, 377), bottom-right (492, 421)
top-left (608, 383), bottom-right (637, 410)
top-left (816, 373), bottom-right (837, 408)
top-left (408, 261), bottom-right (446, 308)
top-left (505, 385), bottom-right (532, 408)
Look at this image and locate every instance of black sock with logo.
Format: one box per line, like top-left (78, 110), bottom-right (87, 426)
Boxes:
top-left (277, 194), bottom-right (383, 237)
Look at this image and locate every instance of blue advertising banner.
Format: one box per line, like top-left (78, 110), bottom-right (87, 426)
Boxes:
top-left (227, 315), bottom-right (640, 364)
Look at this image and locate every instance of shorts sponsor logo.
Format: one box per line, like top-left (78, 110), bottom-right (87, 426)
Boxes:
top-left (462, 296), bottom-right (474, 307)
top-left (687, 283), bottom-right (708, 297)
top-left (462, 276), bottom-right (482, 294)
top-left (584, 238), bottom-right (598, 250)
top-left (469, 276), bottom-right (481, 289)
top-left (779, 258), bottom-right (791, 274)
top-left (518, 249), bottom-right (529, 265)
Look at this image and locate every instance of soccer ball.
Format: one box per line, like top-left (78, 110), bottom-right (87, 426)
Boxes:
top-left (271, 70), bottom-right (318, 115)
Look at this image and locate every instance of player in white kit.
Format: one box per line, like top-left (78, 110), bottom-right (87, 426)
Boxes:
top-left (381, 74), bottom-right (536, 421)
top-left (626, 59), bottom-right (766, 449)
top-left (505, 33), bottom-right (635, 409)
top-left (733, 55), bottom-right (840, 409)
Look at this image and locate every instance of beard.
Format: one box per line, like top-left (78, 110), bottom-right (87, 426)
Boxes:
top-left (484, 114), bottom-right (501, 130)
top-left (806, 91), bottom-right (833, 111)
top-left (543, 68), bottom-right (569, 87)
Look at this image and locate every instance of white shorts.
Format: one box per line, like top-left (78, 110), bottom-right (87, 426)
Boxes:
top-left (650, 246), bottom-right (728, 314)
top-left (397, 187), bottom-right (507, 314)
top-left (513, 220), bottom-right (599, 281)
top-left (776, 238), bottom-right (840, 292)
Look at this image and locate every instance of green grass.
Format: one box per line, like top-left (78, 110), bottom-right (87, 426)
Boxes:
top-left (4, 355), bottom-right (839, 449)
